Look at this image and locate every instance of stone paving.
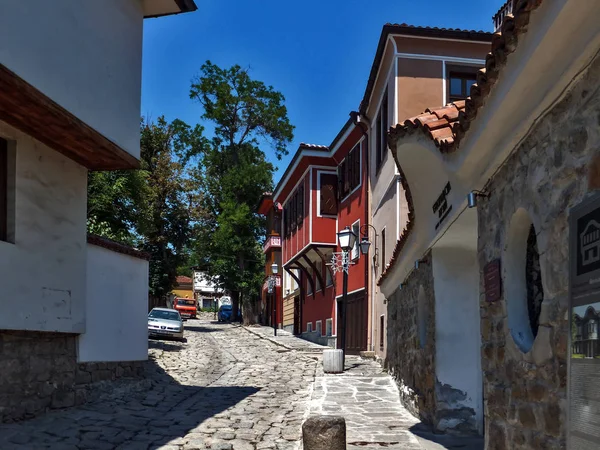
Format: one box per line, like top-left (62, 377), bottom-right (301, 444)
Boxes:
top-left (0, 320), bottom-right (481, 450)
top-left (310, 356), bottom-right (422, 450)
top-left (0, 321), bottom-right (317, 450)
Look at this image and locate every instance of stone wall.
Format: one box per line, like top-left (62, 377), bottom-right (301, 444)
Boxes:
top-left (385, 251), bottom-right (437, 424)
top-left (0, 330), bottom-right (144, 422)
top-left (476, 52), bottom-right (600, 449)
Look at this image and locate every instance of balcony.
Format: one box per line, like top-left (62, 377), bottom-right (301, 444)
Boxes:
top-left (263, 235), bottom-right (282, 253)
top-left (493, 0), bottom-right (514, 31)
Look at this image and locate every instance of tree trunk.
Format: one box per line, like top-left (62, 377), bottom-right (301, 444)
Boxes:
top-left (242, 295), bottom-right (259, 326)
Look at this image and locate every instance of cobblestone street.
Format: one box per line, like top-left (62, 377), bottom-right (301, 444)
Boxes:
top-left (0, 320), bottom-right (481, 450)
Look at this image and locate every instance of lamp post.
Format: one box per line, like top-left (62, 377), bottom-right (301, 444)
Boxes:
top-left (336, 226), bottom-right (357, 370)
top-left (268, 262), bottom-right (279, 336)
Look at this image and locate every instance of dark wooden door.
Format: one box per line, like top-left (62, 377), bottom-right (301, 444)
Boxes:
top-left (343, 291), bottom-right (367, 355)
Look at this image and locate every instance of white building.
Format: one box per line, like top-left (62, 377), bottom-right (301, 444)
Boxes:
top-left (0, 0), bottom-right (197, 421)
top-left (193, 271), bottom-right (228, 309)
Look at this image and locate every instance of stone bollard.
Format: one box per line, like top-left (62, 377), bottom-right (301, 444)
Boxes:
top-left (323, 349), bottom-right (344, 373)
top-left (302, 416), bottom-right (346, 450)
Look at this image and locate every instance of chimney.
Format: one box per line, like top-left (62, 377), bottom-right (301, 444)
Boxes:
top-left (493, 0), bottom-right (514, 31)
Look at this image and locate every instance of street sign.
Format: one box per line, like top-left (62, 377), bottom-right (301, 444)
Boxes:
top-left (569, 193), bottom-right (600, 449)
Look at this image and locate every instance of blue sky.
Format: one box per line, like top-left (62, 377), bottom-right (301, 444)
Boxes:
top-left (141, 0), bottom-right (501, 184)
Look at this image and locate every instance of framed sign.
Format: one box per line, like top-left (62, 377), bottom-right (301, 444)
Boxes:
top-left (484, 259), bottom-right (502, 303)
top-left (568, 193), bottom-right (600, 449)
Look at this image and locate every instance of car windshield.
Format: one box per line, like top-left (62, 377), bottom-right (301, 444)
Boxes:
top-left (149, 310), bottom-right (180, 321)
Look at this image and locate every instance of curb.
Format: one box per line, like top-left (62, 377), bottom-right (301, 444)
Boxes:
top-left (241, 326), bottom-right (294, 351)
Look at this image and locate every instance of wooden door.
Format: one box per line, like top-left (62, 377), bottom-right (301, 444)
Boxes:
top-left (344, 291), bottom-right (367, 355)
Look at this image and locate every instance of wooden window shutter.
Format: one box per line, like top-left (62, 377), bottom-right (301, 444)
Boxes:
top-left (352, 144), bottom-right (360, 189)
top-left (320, 173), bottom-right (338, 215)
top-left (0, 139), bottom-right (6, 242)
top-left (337, 165), bottom-right (343, 200)
top-left (291, 193), bottom-right (297, 230)
top-left (297, 186), bottom-right (304, 225)
top-left (382, 88), bottom-right (389, 153)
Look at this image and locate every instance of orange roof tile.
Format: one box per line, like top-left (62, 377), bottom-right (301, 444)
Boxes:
top-left (379, 0), bottom-right (545, 287)
top-left (389, 0), bottom-right (544, 154)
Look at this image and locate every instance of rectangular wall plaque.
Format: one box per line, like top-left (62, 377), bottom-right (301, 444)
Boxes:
top-left (569, 192), bottom-right (600, 449)
top-left (484, 259), bottom-right (501, 303)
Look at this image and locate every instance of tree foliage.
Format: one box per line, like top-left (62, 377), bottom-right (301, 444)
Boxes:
top-left (87, 117), bottom-right (206, 301)
top-left (189, 61), bottom-right (294, 321)
top-left (87, 61), bottom-right (294, 320)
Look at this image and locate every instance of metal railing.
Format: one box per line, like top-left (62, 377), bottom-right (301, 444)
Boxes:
top-left (493, 0), bottom-right (514, 31)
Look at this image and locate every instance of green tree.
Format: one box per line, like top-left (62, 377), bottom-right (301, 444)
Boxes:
top-left (189, 61), bottom-right (294, 322)
top-left (87, 116), bottom-right (206, 304)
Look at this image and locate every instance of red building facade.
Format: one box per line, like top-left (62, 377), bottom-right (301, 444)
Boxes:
top-left (273, 118), bottom-right (371, 352)
top-left (258, 193), bottom-right (282, 328)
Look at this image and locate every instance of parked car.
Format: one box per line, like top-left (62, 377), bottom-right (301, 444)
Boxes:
top-left (173, 297), bottom-right (197, 319)
top-left (218, 304), bottom-right (233, 322)
top-left (218, 304), bottom-right (242, 322)
top-left (148, 308), bottom-right (184, 341)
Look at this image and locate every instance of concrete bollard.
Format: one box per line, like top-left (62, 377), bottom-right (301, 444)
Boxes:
top-left (323, 349), bottom-right (344, 373)
top-left (302, 416), bottom-right (346, 450)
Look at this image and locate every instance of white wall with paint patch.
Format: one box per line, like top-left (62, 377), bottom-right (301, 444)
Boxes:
top-left (432, 244), bottom-right (483, 434)
top-left (0, 0), bottom-right (145, 158)
top-left (0, 121), bottom-right (87, 333)
top-left (78, 244), bottom-right (149, 363)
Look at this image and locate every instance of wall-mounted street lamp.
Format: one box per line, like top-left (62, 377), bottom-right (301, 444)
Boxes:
top-left (334, 226), bottom-right (357, 371)
top-left (467, 190), bottom-right (489, 209)
top-left (268, 262), bottom-right (279, 336)
top-left (358, 224), bottom-right (379, 267)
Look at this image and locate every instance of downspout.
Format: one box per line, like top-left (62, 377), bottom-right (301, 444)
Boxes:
top-left (354, 111), bottom-right (373, 351)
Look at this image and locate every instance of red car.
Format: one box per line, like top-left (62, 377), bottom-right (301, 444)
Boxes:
top-left (173, 298), bottom-right (197, 319)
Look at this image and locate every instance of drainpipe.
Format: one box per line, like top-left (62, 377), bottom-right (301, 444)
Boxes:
top-left (354, 111), bottom-right (374, 351)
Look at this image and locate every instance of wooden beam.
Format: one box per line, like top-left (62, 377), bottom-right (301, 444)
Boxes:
top-left (0, 63), bottom-right (139, 171)
top-left (313, 247), bottom-right (335, 295)
top-left (302, 255), bottom-right (326, 297)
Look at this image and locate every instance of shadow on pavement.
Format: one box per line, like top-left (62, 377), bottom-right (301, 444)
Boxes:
top-left (148, 339), bottom-right (186, 352)
top-left (409, 423), bottom-right (484, 450)
top-left (184, 324), bottom-right (223, 333)
top-left (0, 345), bottom-right (260, 449)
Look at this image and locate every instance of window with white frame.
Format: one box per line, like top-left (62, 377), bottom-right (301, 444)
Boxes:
top-left (307, 322), bottom-right (313, 333)
top-left (351, 221), bottom-right (360, 260)
top-left (316, 320), bottom-right (322, 336)
top-left (326, 318), bottom-right (333, 336)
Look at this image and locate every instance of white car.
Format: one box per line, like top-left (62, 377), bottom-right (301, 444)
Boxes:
top-left (148, 307), bottom-right (184, 341)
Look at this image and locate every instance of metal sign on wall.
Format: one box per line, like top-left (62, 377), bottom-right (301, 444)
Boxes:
top-left (484, 259), bottom-right (502, 303)
top-left (568, 193), bottom-right (600, 449)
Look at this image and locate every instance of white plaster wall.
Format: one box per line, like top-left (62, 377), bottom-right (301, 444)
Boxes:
top-left (0, 0), bottom-right (144, 158)
top-left (432, 245), bottom-right (483, 433)
top-left (0, 121), bottom-right (87, 333)
top-left (78, 244), bottom-right (149, 363)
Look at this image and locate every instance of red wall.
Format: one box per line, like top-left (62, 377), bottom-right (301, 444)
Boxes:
top-left (303, 285), bottom-right (336, 333)
top-left (334, 129), bottom-right (369, 294)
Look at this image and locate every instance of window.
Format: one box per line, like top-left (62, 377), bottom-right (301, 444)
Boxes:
top-left (326, 265), bottom-right (333, 286)
top-left (379, 315), bottom-right (385, 350)
top-left (526, 224), bottom-right (543, 339)
top-left (351, 221), bottom-right (360, 260)
top-left (381, 228), bottom-right (386, 269)
top-left (307, 322), bottom-right (313, 333)
top-left (0, 139), bottom-right (7, 242)
top-left (326, 318), bottom-right (333, 336)
top-left (338, 144), bottom-right (361, 200)
top-left (447, 66), bottom-right (478, 103)
top-left (307, 267), bottom-right (313, 295)
top-left (297, 186), bottom-right (304, 227)
top-left (316, 320), bottom-right (322, 336)
top-left (375, 88), bottom-right (388, 173)
top-left (320, 173), bottom-right (338, 216)
top-left (505, 208), bottom-right (544, 354)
